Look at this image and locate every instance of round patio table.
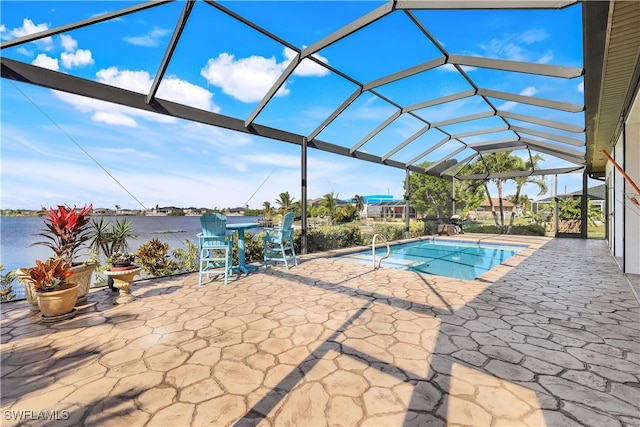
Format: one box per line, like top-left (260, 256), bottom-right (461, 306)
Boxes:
top-left (225, 222), bottom-right (260, 274)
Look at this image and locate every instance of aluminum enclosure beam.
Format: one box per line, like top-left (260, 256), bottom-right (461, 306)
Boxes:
top-left (1, 58), bottom-right (435, 176)
top-left (147, 0), bottom-right (195, 104)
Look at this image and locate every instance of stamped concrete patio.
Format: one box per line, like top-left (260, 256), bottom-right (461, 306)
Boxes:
top-left (1, 235), bottom-right (639, 426)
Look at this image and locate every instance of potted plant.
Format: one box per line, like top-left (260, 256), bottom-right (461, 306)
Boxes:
top-left (25, 258), bottom-right (78, 319)
top-left (88, 218), bottom-right (136, 291)
top-left (28, 204), bottom-right (97, 304)
top-left (108, 252), bottom-right (137, 270)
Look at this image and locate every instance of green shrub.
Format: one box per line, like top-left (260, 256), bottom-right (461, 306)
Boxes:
top-left (135, 238), bottom-right (179, 277)
top-left (173, 239), bottom-right (199, 273)
top-left (244, 232), bottom-right (266, 264)
top-left (306, 225), bottom-right (362, 253)
top-left (409, 220), bottom-right (425, 238)
top-left (0, 264), bottom-right (16, 302)
top-left (463, 224), bottom-right (545, 236)
top-left (372, 223), bottom-right (404, 241)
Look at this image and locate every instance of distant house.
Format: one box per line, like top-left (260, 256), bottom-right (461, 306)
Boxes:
top-left (475, 198), bottom-right (516, 219)
top-left (147, 206), bottom-right (184, 215)
top-left (361, 195), bottom-right (415, 219)
top-left (227, 207), bottom-right (246, 216)
top-left (92, 208), bottom-right (112, 215)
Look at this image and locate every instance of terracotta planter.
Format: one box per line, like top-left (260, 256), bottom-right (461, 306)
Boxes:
top-left (36, 284), bottom-right (78, 318)
top-left (68, 263), bottom-right (97, 305)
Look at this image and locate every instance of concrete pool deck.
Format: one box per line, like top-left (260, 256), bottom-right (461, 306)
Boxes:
top-left (1, 235), bottom-right (639, 426)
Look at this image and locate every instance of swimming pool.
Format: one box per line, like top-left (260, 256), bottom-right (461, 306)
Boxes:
top-left (342, 239), bottom-right (525, 280)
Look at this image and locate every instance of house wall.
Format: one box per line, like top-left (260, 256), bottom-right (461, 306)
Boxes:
top-left (607, 89), bottom-right (640, 275)
top-left (624, 91), bottom-right (640, 275)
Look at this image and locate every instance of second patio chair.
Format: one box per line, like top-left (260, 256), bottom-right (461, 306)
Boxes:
top-left (263, 211), bottom-right (298, 270)
top-left (198, 213), bottom-right (235, 285)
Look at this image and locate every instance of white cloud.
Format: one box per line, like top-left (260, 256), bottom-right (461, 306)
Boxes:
top-left (60, 34), bottom-right (77, 52)
top-left (123, 27), bottom-right (171, 47)
top-left (0, 24), bottom-right (6, 33)
top-left (577, 81), bottom-right (584, 93)
top-left (220, 156), bottom-right (248, 172)
top-left (480, 29), bottom-right (550, 62)
top-left (32, 53), bottom-right (59, 71)
top-left (54, 91), bottom-right (175, 126)
top-left (92, 111), bottom-right (138, 127)
top-left (498, 86), bottom-right (537, 111)
top-left (96, 67), bottom-right (153, 92)
top-left (96, 67), bottom-right (218, 112)
top-left (537, 52), bottom-right (553, 64)
top-left (201, 53), bottom-right (290, 103)
top-left (201, 47), bottom-right (330, 103)
top-left (519, 29), bottom-right (549, 44)
top-left (283, 47), bottom-right (330, 77)
top-left (4, 18), bottom-right (53, 50)
top-left (61, 48), bottom-right (94, 68)
top-left (244, 153), bottom-right (300, 168)
top-left (520, 86), bottom-right (537, 97)
top-left (7, 18), bottom-right (48, 37)
top-left (16, 46), bottom-right (33, 57)
top-left (54, 67), bottom-right (218, 127)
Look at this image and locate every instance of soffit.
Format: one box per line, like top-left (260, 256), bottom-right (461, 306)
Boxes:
top-left (584, 0), bottom-right (640, 177)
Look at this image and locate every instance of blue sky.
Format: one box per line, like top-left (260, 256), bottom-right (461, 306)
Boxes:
top-left (1, 1), bottom-right (592, 211)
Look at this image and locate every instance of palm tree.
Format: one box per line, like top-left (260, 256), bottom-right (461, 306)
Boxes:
top-left (262, 201), bottom-right (273, 220)
top-left (473, 152), bottom-right (521, 228)
top-left (321, 192), bottom-right (339, 223)
top-left (275, 191), bottom-right (295, 214)
top-left (507, 154), bottom-right (548, 233)
top-left (353, 194), bottom-right (364, 216)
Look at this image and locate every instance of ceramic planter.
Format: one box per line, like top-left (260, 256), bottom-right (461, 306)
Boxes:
top-left (15, 268), bottom-right (39, 311)
top-left (36, 284), bottom-right (78, 319)
top-left (68, 262), bottom-right (97, 305)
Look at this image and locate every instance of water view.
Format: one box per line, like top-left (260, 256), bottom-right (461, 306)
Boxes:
top-left (1, 215), bottom-right (262, 274)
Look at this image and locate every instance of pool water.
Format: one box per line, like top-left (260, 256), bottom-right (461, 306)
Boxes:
top-left (344, 240), bottom-right (525, 280)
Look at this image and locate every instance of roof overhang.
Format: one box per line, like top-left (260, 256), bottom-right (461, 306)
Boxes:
top-left (583, 1), bottom-right (640, 178)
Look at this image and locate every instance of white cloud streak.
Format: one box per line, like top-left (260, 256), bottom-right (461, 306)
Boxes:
top-left (55, 67), bottom-right (219, 127)
top-left (123, 27), bottom-right (171, 47)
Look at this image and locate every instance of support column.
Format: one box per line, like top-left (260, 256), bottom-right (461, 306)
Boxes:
top-left (554, 174), bottom-right (559, 237)
top-left (301, 137), bottom-right (308, 255)
top-left (452, 178), bottom-right (456, 216)
top-left (405, 169), bottom-right (410, 239)
top-left (581, 169), bottom-right (588, 238)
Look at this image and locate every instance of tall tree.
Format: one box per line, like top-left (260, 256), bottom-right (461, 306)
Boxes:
top-left (275, 192), bottom-right (295, 214)
top-left (507, 154), bottom-right (548, 233)
top-left (262, 201), bottom-right (273, 219)
top-left (320, 192), bottom-right (339, 222)
top-left (470, 152), bottom-right (521, 228)
top-left (407, 162), bottom-right (484, 219)
top-left (353, 194), bottom-right (364, 215)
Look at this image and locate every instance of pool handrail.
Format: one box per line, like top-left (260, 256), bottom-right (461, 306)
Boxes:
top-left (372, 234), bottom-right (391, 269)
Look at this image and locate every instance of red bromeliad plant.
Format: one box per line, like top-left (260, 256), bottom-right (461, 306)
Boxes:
top-left (31, 204), bottom-right (93, 265)
top-left (27, 258), bottom-right (74, 292)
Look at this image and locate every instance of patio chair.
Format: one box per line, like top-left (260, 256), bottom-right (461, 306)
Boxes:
top-left (263, 211), bottom-right (297, 270)
top-left (198, 213), bottom-right (235, 285)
